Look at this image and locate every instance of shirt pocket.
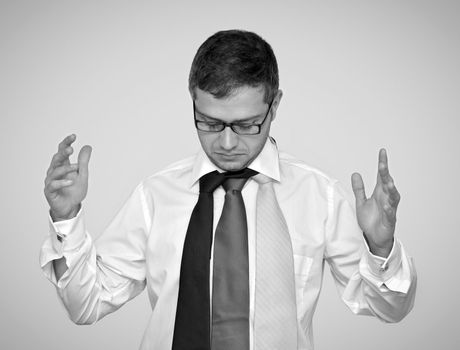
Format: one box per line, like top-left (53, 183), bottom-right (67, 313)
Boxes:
top-left (293, 254), bottom-right (314, 309)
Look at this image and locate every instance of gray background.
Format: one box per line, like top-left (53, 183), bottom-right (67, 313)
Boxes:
top-left (1, 0), bottom-right (459, 349)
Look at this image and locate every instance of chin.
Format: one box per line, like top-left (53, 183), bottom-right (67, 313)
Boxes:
top-left (212, 158), bottom-right (250, 172)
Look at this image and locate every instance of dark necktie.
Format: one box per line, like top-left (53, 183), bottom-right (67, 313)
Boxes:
top-left (172, 168), bottom-right (256, 350)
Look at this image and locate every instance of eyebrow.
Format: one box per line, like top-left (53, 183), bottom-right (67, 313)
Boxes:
top-left (194, 107), bottom-right (265, 123)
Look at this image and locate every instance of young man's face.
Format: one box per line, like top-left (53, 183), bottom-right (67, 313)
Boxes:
top-left (193, 86), bottom-right (281, 172)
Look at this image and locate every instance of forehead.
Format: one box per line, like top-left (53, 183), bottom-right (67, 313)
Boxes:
top-left (194, 86), bottom-right (267, 122)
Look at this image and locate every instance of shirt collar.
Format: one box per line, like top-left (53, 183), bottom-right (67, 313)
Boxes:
top-left (189, 136), bottom-right (281, 188)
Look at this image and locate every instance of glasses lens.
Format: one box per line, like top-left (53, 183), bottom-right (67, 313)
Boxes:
top-left (232, 125), bottom-right (260, 135)
top-left (196, 121), bottom-right (224, 132)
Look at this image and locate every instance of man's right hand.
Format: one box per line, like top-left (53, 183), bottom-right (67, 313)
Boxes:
top-left (44, 134), bottom-right (92, 221)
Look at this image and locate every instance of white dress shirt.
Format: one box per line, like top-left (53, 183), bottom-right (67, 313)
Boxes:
top-left (40, 137), bottom-right (417, 350)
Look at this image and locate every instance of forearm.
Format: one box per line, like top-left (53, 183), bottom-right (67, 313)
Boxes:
top-left (42, 232), bottom-right (145, 324)
top-left (41, 226), bottom-right (104, 324)
top-left (56, 242), bottom-right (145, 324)
top-left (40, 209), bottom-right (146, 324)
top-left (340, 239), bottom-right (417, 323)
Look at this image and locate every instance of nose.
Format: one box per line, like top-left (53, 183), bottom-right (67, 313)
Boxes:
top-left (219, 126), bottom-right (239, 151)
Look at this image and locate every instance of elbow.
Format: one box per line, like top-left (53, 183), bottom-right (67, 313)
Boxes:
top-left (68, 312), bottom-right (97, 325)
top-left (376, 279), bottom-right (417, 324)
top-left (378, 308), bottom-right (410, 324)
top-left (378, 305), bottom-right (413, 324)
top-left (65, 305), bottom-right (99, 326)
top-left (71, 316), bottom-right (95, 326)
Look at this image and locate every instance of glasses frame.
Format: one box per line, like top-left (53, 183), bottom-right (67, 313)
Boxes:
top-left (193, 98), bottom-right (274, 135)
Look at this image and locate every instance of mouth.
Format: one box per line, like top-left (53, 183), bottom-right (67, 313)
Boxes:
top-left (215, 152), bottom-right (245, 159)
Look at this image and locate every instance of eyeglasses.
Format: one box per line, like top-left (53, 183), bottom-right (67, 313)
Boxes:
top-left (193, 99), bottom-right (274, 135)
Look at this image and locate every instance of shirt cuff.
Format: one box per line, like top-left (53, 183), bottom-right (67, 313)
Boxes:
top-left (360, 237), bottom-right (411, 293)
top-left (49, 207), bottom-right (87, 254)
top-left (363, 235), bottom-right (399, 274)
top-left (40, 207), bottom-right (90, 287)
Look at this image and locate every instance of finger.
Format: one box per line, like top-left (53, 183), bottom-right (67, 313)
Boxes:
top-left (45, 179), bottom-right (74, 194)
top-left (58, 134), bottom-right (76, 151)
top-left (377, 148), bottom-right (392, 185)
top-left (387, 183), bottom-right (401, 206)
top-left (77, 145), bottom-right (92, 179)
top-left (48, 135), bottom-right (76, 173)
top-left (48, 146), bottom-right (74, 173)
top-left (378, 149), bottom-right (400, 202)
top-left (46, 163), bottom-right (79, 184)
top-left (351, 172), bottom-right (367, 207)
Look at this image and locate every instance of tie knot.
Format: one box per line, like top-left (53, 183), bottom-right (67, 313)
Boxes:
top-left (199, 171), bottom-right (226, 193)
top-left (222, 168), bottom-right (258, 192)
top-left (222, 177), bottom-right (247, 192)
top-left (199, 168), bottom-right (258, 193)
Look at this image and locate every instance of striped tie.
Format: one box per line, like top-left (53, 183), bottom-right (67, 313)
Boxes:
top-left (253, 174), bottom-right (298, 350)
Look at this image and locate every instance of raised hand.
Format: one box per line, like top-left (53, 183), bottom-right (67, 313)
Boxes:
top-left (44, 134), bottom-right (92, 221)
top-left (351, 149), bottom-right (401, 257)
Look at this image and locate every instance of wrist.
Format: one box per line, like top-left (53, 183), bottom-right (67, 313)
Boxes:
top-left (363, 233), bottom-right (394, 258)
top-left (50, 204), bottom-right (81, 222)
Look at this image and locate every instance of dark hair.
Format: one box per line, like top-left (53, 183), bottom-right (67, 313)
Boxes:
top-left (189, 30), bottom-right (279, 103)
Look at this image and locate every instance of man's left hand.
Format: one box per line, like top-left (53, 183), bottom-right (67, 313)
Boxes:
top-left (351, 149), bottom-right (401, 258)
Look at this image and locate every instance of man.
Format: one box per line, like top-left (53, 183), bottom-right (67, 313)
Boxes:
top-left (40, 30), bottom-right (416, 350)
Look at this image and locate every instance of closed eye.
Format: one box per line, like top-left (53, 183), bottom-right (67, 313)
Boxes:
top-left (235, 123), bottom-right (256, 128)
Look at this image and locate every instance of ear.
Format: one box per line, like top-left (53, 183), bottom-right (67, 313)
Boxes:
top-left (270, 89), bottom-right (283, 122)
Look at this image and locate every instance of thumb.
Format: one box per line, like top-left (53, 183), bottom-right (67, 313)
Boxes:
top-left (78, 145), bottom-right (92, 179)
top-left (351, 172), bottom-right (366, 208)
